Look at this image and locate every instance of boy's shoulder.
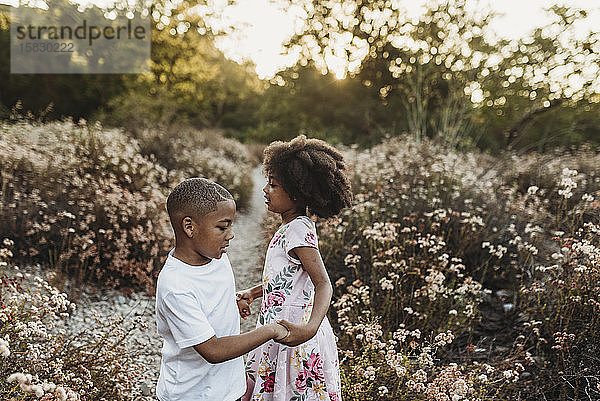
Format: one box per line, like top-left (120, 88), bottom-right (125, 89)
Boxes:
top-left (157, 253), bottom-right (231, 295)
top-left (156, 261), bottom-right (187, 296)
top-left (156, 254), bottom-right (192, 292)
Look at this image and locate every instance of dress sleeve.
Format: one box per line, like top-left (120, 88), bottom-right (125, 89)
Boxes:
top-left (284, 218), bottom-right (318, 264)
top-left (161, 291), bottom-right (216, 348)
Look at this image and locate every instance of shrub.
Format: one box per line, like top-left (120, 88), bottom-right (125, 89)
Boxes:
top-left (0, 239), bottom-right (148, 400)
top-left (336, 320), bottom-right (512, 401)
top-left (130, 127), bottom-right (254, 210)
top-left (0, 119), bottom-right (253, 291)
top-left (322, 138), bottom-right (512, 291)
top-left (0, 120), bottom-right (171, 290)
top-left (512, 223), bottom-right (600, 399)
top-left (318, 136), bottom-right (599, 399)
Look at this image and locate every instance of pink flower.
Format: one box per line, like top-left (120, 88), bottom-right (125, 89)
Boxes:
top-left (329, 393), bottom-right (341, 401)
top-left (266, 290), bottom-right (286, 307)
top-left (295, 369), bottom-right (308, 391)
top-left (261, 372), bottom-right (275, 393)
top-left (306, 353), bottom-right (325, 381)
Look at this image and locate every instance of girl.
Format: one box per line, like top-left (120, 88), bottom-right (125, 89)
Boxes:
top-left (237, 135), bottom-right (352, 401)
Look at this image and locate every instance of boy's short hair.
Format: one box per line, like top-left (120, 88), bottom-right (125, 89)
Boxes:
top-left (167, 178), bottom-right (233, 224)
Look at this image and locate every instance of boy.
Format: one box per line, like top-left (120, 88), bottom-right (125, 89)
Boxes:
top-left (156, 178), bottom-right (289, 401)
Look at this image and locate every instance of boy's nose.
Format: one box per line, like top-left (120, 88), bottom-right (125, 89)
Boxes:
top-left (227, 230), bottom-right (235, 241)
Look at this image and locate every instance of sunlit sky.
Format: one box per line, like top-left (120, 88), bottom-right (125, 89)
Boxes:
top-left (2, 0), bottom-right (599, 78)
top-left (213, 0), bottom-right (600, 78)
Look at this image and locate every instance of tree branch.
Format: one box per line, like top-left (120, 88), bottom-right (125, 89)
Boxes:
top-left (505, 97), bottom-right (566, 149)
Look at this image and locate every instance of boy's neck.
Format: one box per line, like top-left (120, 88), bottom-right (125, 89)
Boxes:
top-left (172, 246), bottom-right (211, 266)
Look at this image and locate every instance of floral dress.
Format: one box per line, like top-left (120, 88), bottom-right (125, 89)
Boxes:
top-left (242, 216), bottom-right (342, 401)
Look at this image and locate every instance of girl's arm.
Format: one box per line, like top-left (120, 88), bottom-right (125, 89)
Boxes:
top-left (277, 246), bottom-right (333, 347)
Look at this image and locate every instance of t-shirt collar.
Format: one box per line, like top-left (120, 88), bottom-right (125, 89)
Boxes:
top-left (167, 248), bottom-right (224, 271)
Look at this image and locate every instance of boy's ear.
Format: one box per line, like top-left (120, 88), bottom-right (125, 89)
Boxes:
top-left (182, 216), bottom-right (194, 238)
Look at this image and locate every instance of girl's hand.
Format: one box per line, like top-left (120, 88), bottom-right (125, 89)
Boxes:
top-left (236, 289), bottom-right (255, 320)
top-left (272, 322), bottom-right (290, 341)
top-left (274, 320), bottom-right (317, 347)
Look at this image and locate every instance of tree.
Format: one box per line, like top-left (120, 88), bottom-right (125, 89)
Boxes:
top-left (1, 0), bottom-right (260, 131)
top-left (280, 0), bottom-right (499, 145)
top-left (474, 6), bottom-right (600, 150)
top-left (97, 3), bottom-right (263, 132)
top-left (0, 4), bottom-right (127, 121)
top-left (277, 0), bottom-right (600, 150)
top-left (234, 65), bottom-right (390, 145)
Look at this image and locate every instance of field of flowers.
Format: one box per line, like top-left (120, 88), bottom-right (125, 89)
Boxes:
top-left (0, 120), bottom-right (253, 292)
top-left (1, 125), bottom-right (598, 400)
top-left (0, 119), bottom-right (256, 399)
top-left (317, 138), bottom-right (600, 400)
top-left (0, 240), bottom-right (154, 400)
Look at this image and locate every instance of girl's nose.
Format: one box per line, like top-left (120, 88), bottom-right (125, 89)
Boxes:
top-left (262, 183), bottom-right (268, 194)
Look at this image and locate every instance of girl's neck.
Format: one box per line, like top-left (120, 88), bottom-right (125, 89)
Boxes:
top-left (280, 209), bottom-right (305, 225)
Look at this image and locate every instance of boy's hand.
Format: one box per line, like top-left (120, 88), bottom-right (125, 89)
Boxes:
top-left (236, 290), bottom-right (254, 320)
top-left (271, 322), bottom-right (290, 342)
top-left (274, 320), bottom-right (316, 347)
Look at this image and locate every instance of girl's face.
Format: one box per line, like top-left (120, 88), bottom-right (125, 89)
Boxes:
top-left (263, 175), bottom-right (298, 215)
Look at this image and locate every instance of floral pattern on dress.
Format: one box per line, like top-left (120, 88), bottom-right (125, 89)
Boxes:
top-left (289, 351), bottom-right (328, 401)
top-left (269, 225), bottom-right (289, 249)
top-left (303, 231), bottom-right (317, 248)
top-left (301, 290), bottom-right (313, 324)
top-left (259, 263), bottom-right (298, 325)
top-left (243, 216), bottom-right (342, 401)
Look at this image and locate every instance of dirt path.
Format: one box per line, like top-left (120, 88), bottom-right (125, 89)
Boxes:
top-left (227, 165), bottom-right (267, 333)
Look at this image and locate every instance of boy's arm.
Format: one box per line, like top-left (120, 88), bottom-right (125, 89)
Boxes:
top-left (193, 323), bottom-right (287, 364)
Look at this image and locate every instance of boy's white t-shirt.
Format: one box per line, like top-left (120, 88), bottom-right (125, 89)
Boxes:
top-left (155, 250), bottom-right (245, 401)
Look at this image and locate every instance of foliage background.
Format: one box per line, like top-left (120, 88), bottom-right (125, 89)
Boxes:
top-left (1, 0), bottom-right (599, 399)
top-left (1, 1), bottom-right (599, 150)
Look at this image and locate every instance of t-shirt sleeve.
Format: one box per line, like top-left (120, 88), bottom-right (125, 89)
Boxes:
top-left (284, 218), bottom-right (319, 264)
top-left (161, 291), bottom-right (216, 348)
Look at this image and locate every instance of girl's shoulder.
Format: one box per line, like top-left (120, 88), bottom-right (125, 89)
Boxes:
top-left (285, 216), bottom-right (318, 250)
top-left (285, 215), bottom-right (315, 231)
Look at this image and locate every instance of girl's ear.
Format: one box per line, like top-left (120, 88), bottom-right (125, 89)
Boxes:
top-left (182, 216), bottom-right (194, 238)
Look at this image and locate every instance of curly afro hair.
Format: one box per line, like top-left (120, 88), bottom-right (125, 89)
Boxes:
top-left (263, 135), bottom-right (352, 219)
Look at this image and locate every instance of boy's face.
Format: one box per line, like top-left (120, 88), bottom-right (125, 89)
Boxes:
top-left (189, 199), bottom-right (236, 263)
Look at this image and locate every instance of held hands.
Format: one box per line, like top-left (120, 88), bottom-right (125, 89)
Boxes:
top-left (271, 322), bottom-right (290, 342)
top-left (236, 289), bottom-right (254, 320)
top-left (273, 320), bottom-right (316, 347)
